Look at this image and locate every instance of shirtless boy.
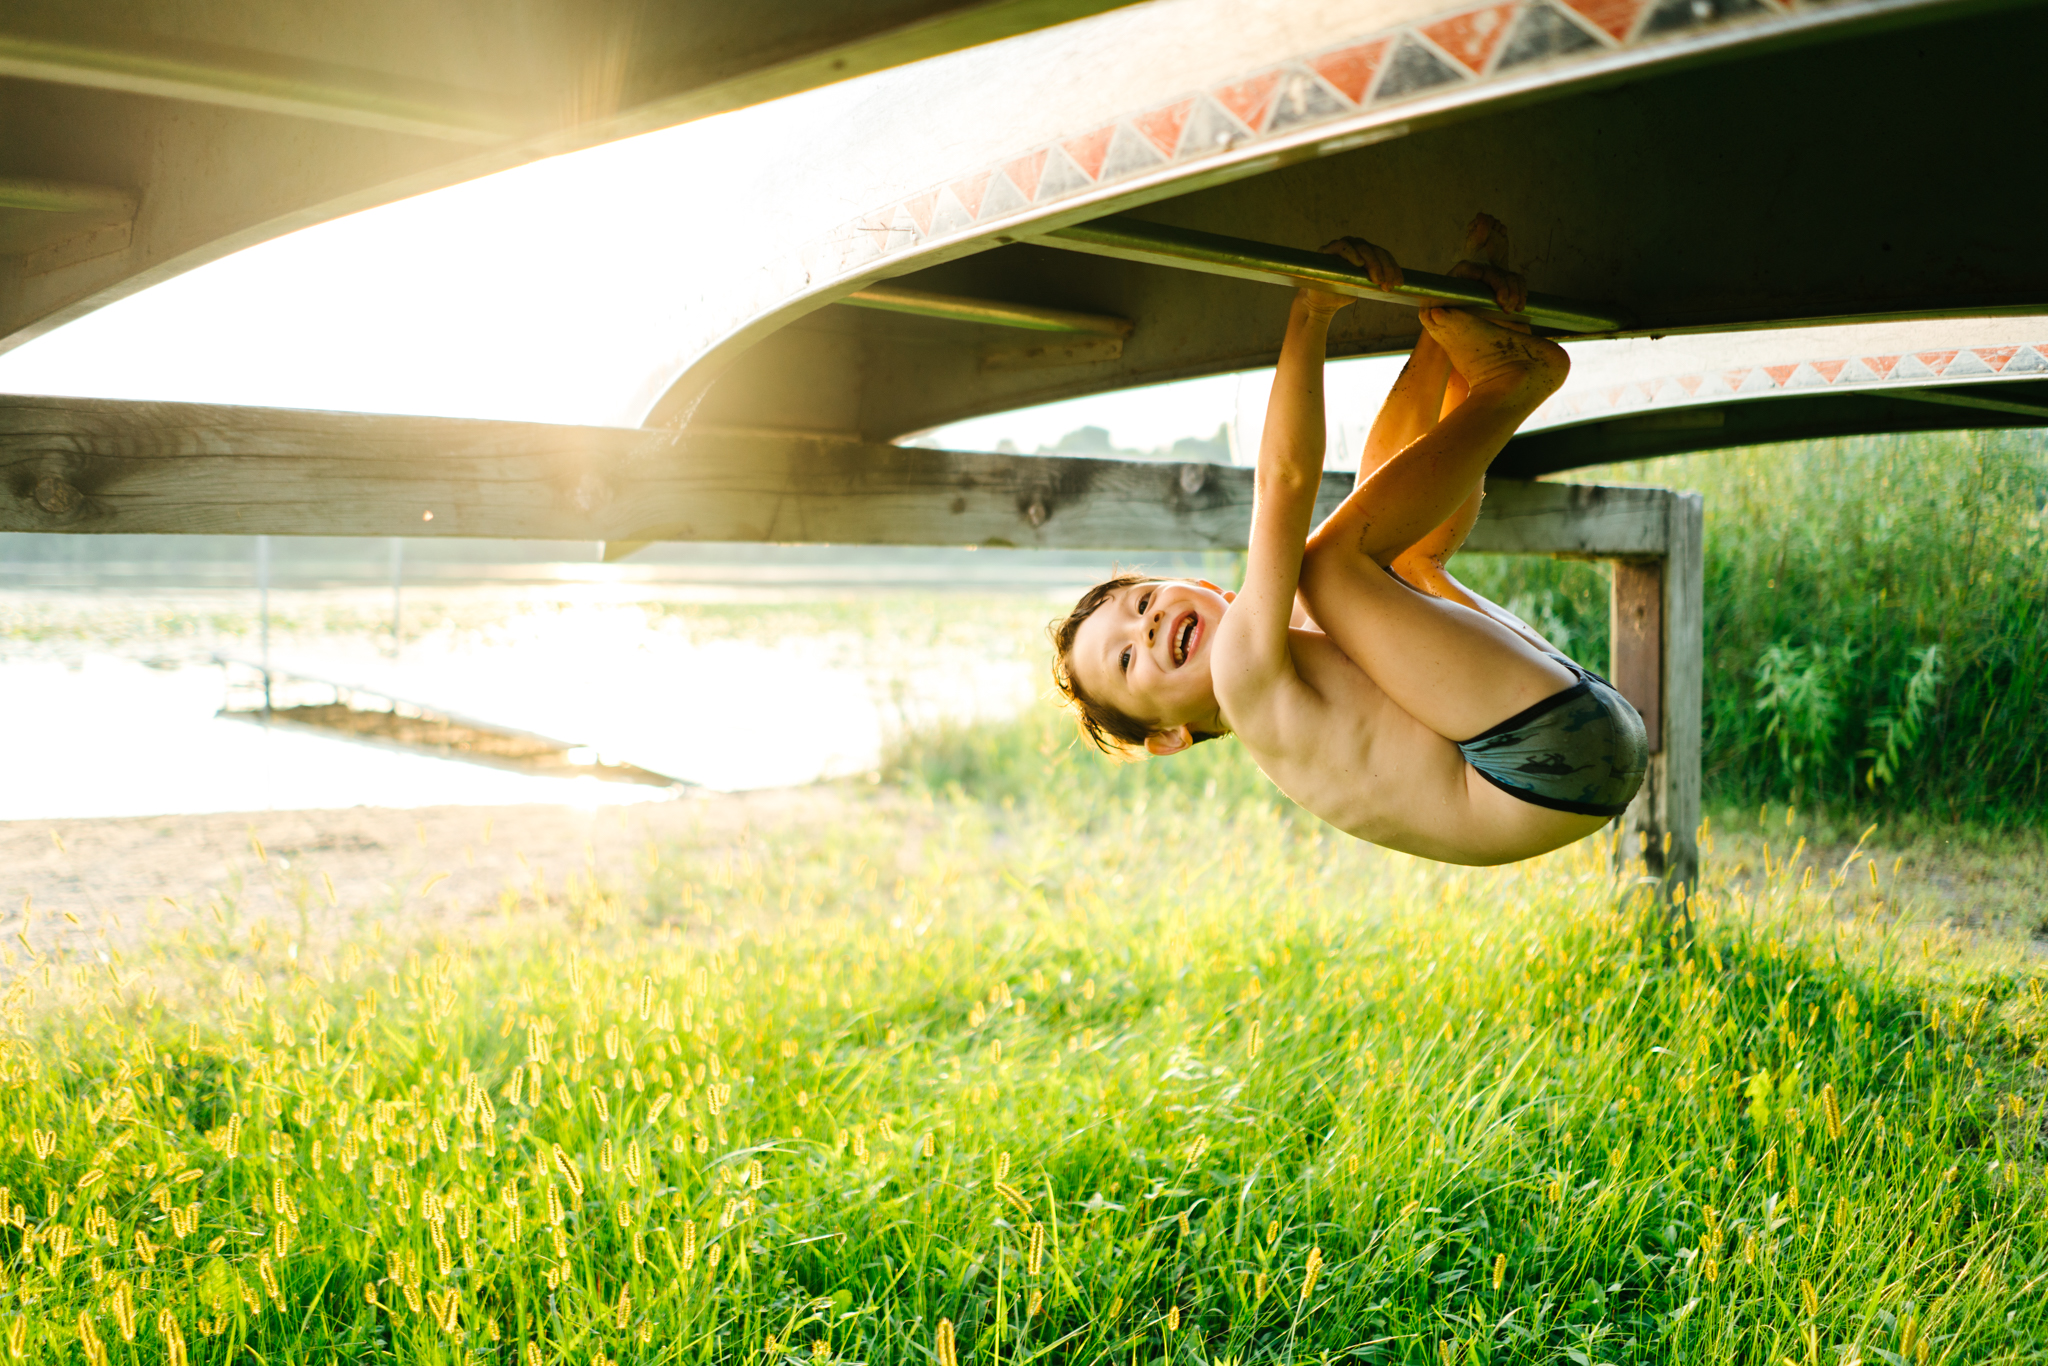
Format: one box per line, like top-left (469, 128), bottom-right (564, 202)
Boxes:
top-left (1051, 220), bottom-right (1646, 866)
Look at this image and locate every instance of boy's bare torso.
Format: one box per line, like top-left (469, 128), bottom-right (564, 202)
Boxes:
top-left (1229, 618), bottom-right (1606, 866)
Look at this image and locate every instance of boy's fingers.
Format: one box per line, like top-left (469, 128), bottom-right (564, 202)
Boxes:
top-left (1318, 236), bottom-right (1367, 268)
top-left (1448, 260), bottom-right (1526, 314)
top-left (1319, 236), bottom-right (1403, 291)
top-left (1365, 245), bottom-right (1402, 291)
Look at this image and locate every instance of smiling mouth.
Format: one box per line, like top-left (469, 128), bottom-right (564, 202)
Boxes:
top-left (1169, 611), bottom-right (1200, 666)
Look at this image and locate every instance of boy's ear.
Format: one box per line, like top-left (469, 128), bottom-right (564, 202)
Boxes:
top-left (1144, 727), bottom-right (1192, 757)
top-left (1195, 577), bottom-right (1236, 604)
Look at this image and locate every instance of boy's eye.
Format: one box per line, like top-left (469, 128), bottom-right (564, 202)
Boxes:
top-left (1119, 647), bottom-right (1132, 673)
top-left (1137, 592), bottom-right (1152, 613)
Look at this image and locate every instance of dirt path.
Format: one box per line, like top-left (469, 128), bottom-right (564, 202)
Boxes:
top-left (2, 788), bottom-right (856, 963)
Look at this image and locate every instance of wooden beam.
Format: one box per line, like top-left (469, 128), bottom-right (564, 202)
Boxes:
top-left (0, 397), bottom-right (1672, 553)
top-left (1610, 560), bottom-right (1663, 750)
top-left (1609, 491), bottom-right (1703, 902)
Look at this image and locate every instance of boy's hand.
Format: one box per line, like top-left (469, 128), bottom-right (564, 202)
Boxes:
top-left (1449, 259), bottom-right (1527, 315)
top-left (1297, 235), bottom-right (1403, 314)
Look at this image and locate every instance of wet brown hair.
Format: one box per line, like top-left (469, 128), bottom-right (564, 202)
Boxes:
top-left (1048, 574), bottom-right (1224, 755)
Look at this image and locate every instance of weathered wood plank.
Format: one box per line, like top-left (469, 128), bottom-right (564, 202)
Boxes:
top-left (1460, 480), bottom-right (1670, 557)
top-left (1612, 490), bottom-right (1703, 903)
top-left (1, 397), bottom-right (1670, 554)
top-left (1610, 559), bottom-right (1663, 748)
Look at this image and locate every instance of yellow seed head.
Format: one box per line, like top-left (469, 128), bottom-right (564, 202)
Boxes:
top-left (1027, 1222), bottom-right (1045, 1276)
top-left (1800, 1279), bottom-right (1819, 1318)
top-left (934, 1319), bottom-right (957, 1366)
top-left (1167, 1305), bottom-right (1181, 1331)
top-left (1492, 1253), bottom-right (1506, 1290)
top-left (1301, 1246), bottom-right (1324, 1302)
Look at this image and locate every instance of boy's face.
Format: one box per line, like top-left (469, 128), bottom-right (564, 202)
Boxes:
top-left (1069, 578), bottom-right (1232, 749)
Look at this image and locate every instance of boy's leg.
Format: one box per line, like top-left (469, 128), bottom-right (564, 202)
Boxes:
top-left (1355, 214), bottom-right (1514, 567)
top-left (1309, 307), bottom-right (1567, 570)
top-left (1302, 551), bottom-right (1573, 742)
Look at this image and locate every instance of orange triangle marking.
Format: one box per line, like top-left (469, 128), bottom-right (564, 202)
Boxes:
top-left (1558, 0), bottom-right (1642, 41)
top-left (1311, 40), bottom-right (1391, 103)
top-left (951, 173), bottom-right (990, 219)
top-left (1723, 368), bottom-right (1751, 391)
top-left (1004, 151), bottom-right (1048, 200)
top-left (1810, 360), bottom-right (1847, 383)
top-left (902, 192), bottom-right (937, 236)
top-left (1062, 127), bottom-right (1117, 181)
top-left (1972, 346), bottom-right (2018, 371)
top-left (1420, 3), bottom-right (1520, 73)
top-left (1213, 72), bottom-right (1282, 132)
top-left (1916, 350), bottom-right (1957, 374)
top-left (1676, 374), bottom-right (1703, 395)
top-left (1863, 355), bottom-right (1900, 378)
top-left (1133, 101), bottom-right (1194, 157)
top-left (1762, 364), bottom-right (1798, 386)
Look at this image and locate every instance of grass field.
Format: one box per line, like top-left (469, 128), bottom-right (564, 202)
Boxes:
top-left (5, 705), bottom-right (2046, 1366)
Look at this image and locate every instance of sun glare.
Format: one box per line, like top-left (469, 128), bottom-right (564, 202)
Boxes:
top-left (0, 81), bottom-right (873, 428)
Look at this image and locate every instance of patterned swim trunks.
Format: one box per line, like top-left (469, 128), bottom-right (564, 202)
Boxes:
top-left (1456, 655), bottom-right (1648, 818)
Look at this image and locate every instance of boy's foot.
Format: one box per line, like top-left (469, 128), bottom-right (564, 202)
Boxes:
top-left (1447, 213), bottom-right (1526, 315)
top-left (1459, 212), bottom-right (1512, 269)
top-left (1418, 307), bottom-right (1568, 403)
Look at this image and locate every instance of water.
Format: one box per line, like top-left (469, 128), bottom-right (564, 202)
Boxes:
top-left (0, 582), bottom-right (1064, 820)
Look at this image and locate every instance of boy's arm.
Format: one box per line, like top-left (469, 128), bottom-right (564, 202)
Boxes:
top-left (1212, 292), bottom-right (1349, 703)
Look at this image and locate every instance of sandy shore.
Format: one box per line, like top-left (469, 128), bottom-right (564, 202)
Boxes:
top-left (3, 787), bottom-right (854, 962)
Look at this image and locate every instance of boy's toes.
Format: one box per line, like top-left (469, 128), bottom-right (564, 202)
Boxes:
top-left (1461, 212), bottom-right (1513, 268)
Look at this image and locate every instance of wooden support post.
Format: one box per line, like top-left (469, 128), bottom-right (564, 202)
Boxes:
top-left (1607, 494), bottom-right (1702, 905)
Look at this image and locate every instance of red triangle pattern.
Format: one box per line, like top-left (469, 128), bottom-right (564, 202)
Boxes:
top-left (1916, 350), bottom-right (1958, 375)
top-left (901, 192), bottom-right (937, 236)
top-left (1063, 127), bottom-right (1117, 181)
top-left (1213, 72), bottom-right (1282, 132)
top-left (1310, 39), bottom-right (1392, 103)
top-left (1810, 359), bottom-right (1846, 383)
top-left (1863, 355), bottom-right (1900, 378)
top-left (1133, 100), bottom-right (1194, 157)
top-left (1676, 374), bottom-right (1703, 395)
top-left (1763, 363), bottom-right (1798, 387)
top-left (1974, 346), bottom-right (2019, 372)
top-left (1420, 3), bottom-right (1520, 74)
top-left (951, 173), bottom-right (990, 220)
top-left (1558, 0), bottom-right (1643, 41)
top-left (1723, 368), bottom-right (1751, 391)
top-left (1004, 151), bottom-right (1048, 200)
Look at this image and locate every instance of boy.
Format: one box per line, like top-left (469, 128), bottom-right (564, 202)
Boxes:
top-left (1050, 221), bottom-right (1646, 866)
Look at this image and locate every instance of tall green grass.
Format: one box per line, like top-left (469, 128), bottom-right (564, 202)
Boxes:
top-left (6, 760), bottom-right (2045, 1364)
top-left (1454, 431), bottom-right (2047, 822)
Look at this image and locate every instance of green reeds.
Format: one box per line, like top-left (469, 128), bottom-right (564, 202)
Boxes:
top-left (1458, 430), bottom-right (2047, 822)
